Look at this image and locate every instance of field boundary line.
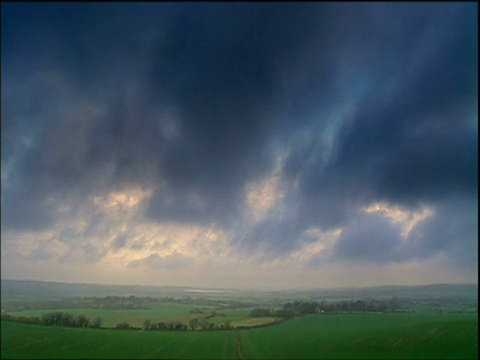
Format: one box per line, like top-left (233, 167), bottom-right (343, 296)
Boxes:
top-left (241, 330), bottom-right (260, 359)
top-left (8, 335), bottom-right (60, 351)
top-left (145, 337), bottom-right (181, 358)
top-left (234, 330), bottom-right (245, 360)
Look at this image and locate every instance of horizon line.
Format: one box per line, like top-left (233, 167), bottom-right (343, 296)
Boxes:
top-left (1, 277), bottom-right (477, 292)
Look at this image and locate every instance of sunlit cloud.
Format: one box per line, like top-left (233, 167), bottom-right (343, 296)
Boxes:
top-left (289, 227), bottom-right (342, 262)
top-left (91, 187), bottom-right (154, 215)
top-left (363, 202), bottom-right (435, 238)
top-left (245, 175), bottom-right (284, 221)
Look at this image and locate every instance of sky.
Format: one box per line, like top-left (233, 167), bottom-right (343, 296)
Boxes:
top-left (1, 3), bottom-right (478, 290)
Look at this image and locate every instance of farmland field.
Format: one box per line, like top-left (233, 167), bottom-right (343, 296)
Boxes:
top-left (5, 302), bottom-right (262, 329)
top-left (2, 312), bottom-right (477, 359)
top-left (239, 312), bottom-right (478, 359)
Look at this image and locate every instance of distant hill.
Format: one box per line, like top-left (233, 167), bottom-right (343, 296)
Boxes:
top-left (1, 278), bottom-right (477, 307)
top-left (0, 278), bottom-right (191, 303)
top-left (274, 283), bottom-right (479, 300)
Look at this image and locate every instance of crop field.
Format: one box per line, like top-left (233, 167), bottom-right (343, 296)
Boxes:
top-left (2, 312), bottom-right (477, 359)
top-left (1, 321), bottom-right (236, 359)
top-left (230, 317), bottom-right (278, 328)
top-left (239, 312), bottom-right (478, 359)
top-left (6, 302), bottom-right (260, 329)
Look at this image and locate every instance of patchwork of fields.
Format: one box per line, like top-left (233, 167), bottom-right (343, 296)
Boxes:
top-left (2, 312), bottom-right (477, 359)
top-left (4, 301), bottom-right (268, 329)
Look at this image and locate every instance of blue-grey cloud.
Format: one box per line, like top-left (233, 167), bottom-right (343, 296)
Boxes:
top-left (1, 2), bottom-right (477, 280)
top-left (331, 212), bottom-right (404, 264)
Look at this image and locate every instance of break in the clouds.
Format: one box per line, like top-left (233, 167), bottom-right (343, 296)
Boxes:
top-left (1, 3), bottom-right (477, 289)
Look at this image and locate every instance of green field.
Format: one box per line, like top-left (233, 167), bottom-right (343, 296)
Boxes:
top-left (2, 312), bottom-right (477, 359)
top-left (5, 302), bottom-right (262, 329)
top-left (239, 313), bottom-right (478, 359)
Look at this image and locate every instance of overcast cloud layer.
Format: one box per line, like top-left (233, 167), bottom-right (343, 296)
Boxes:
top-left (1, 3), bottom-right (477, 289)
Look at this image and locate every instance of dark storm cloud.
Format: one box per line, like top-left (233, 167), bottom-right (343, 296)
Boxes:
top-left (236, 199), bottom-right (303, 256)
top-left (329, 3), bottom-right (478, 206)
top-left (330, 212), bottom-right (404, 264)
top-left (409, 196), bottom-right (478, 266)
top-left (1, 2), bottom-right (477, 271)
top-left (142, 2), bottom-right (336, 225)
top-left (286, 2), bottom-right (478, 231)
top-left (2, 2), bottom-right (333, 228)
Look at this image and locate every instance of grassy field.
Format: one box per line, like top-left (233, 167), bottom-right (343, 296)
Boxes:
top-left (1, 321), bottom-right (236, 359)
top-left (2, 312), bottom-right (477, 359)
top-left (5, 301), bottom-right (263, 329)
top-left (239, 312), bottom-right (478, 359)
top-left (231, 317), bottom-right (279, 328)
top-left (7, 302), bottom-right (203, 328)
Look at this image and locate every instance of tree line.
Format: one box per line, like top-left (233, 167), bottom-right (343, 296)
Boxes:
top-left (3, 296), bottom-right (250, 312)
top-left (140, 318), bottom-right (232, 331)
top-left (140, 320), bottom-right (188, 331)
top-left (250, 297), bottom-right (401, 318)
top-left (1, 312), bottom-right (102, 328)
